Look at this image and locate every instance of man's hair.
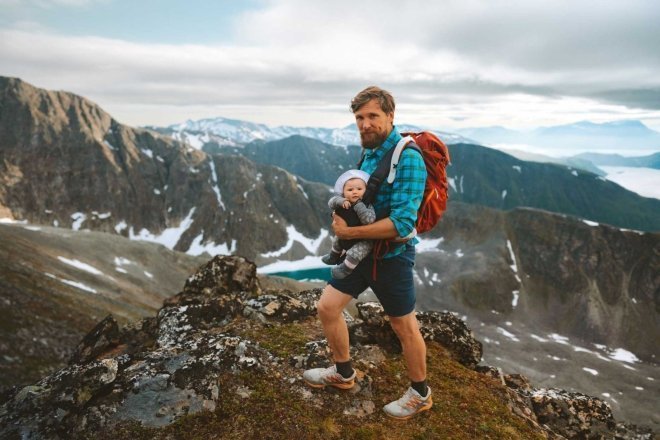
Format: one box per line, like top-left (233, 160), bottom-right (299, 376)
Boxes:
top-left (350, 86), bottom-right (395, 114)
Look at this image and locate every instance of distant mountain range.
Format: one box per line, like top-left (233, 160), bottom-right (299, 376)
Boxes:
top-left (149, 117), bottom-right (660, 158)
top-left (497, 149), bottom-right (607, 175)
top-left (150, 116), bottom-right (660, 184)
top-left (572, 152), bottom-right (660, 169)
top-left (457, 120), bottom-right (660, 153)
top-left (148, 117), bottom-right (473, 150)
top-left (196, 133), bottom-right (660, 231)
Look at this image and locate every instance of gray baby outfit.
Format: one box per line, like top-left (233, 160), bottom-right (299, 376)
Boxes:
top-left (328, 195), bottom-right (376, 266)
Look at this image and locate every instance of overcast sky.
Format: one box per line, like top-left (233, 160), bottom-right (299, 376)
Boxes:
top-left (1, 0), bottom-right (659, 132)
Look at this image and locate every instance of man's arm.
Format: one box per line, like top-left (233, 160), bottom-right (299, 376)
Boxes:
top-left (334, 149), bottom-right (426, 240)
top-left (332, 214), bottom-right (398, 240)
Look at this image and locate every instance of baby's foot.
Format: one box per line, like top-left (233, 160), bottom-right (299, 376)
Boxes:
top-left (331, 263), bottom-right (353, 279)
top-left (322, 252), bottom-right (341, 265)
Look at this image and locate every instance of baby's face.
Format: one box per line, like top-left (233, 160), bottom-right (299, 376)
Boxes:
top-left (343, 178), bottom-right (366, 203)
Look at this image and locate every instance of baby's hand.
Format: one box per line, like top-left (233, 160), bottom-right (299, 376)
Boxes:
top-left (342, 200), bottom-right (351, 209)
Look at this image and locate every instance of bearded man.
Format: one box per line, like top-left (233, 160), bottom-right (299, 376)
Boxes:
top-left (303, 86), bottom-right (431, 420)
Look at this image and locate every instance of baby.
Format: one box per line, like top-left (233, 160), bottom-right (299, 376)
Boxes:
top-left (321, 169), bottom-right (376, 279)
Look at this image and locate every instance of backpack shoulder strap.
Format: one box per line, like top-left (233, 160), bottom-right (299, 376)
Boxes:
top-left (387, 136), bottom-right (417, 184)
top-left (356, 150), bottom-right (366, 170)
top-left (362, 136), bottom-right (419, 206)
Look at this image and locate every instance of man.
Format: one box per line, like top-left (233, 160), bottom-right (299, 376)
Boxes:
top-left (303, 86), bottom-right (431, 420)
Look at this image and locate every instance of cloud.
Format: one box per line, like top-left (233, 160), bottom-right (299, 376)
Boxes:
top-left (591, 88), bottom-right (660, 110)
top-left (1, 0), bottom-right (659, 128)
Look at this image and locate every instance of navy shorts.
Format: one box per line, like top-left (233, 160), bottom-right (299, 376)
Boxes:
top-left (328, 244), bottom-right (416, 317)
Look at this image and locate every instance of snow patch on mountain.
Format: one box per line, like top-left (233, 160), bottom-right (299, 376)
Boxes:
top-left (260, 226), bottom-right (329, 258)
top-left (157, 118), bottom-right (470, 149)
top-left (129, 208), bottom-right (196, 250)
top-left (57, 256), bottom-right (104, 276)
top-left (45, 272), bottom-right (97, 294)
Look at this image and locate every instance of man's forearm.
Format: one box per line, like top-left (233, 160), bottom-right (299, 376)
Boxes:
top-left (343, 218), bottom-right (399, 240)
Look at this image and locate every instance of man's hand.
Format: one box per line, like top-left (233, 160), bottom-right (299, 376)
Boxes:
top-left (332, 214), bottom-right (400, 240)
top-left (332, 213), bottom-right (351, 239)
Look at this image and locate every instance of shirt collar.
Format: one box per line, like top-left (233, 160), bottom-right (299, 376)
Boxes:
top-left (365, 126), bottom-right (402, 160)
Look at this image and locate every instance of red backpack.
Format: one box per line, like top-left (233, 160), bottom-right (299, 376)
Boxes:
top-left (360, 131), bottom-right (451, 234)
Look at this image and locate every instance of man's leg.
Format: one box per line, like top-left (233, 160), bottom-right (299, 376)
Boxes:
top-left (317, 284), bottom-right (354, 362)
top-left (389, 311), bottom-right (426, 382)
top-left (302, 284), bottom-right (356, 389)
top-left (383, 311), bottom-right (432, 420)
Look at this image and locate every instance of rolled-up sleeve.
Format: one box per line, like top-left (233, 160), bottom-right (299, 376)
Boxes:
top-left (389, 149), bottom-right (426, 238)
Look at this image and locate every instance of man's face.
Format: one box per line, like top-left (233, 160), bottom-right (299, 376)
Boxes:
top-left (343, 178), bottom-right (366, 203)
top-left (354, 98), bottom-right (394, 149)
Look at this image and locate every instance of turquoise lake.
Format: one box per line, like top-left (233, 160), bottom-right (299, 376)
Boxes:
top-left (269, 267), bottom-right (330, 282)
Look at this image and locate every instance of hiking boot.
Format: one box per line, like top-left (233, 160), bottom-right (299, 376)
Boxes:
top-left (383, 386), bottom-right (433, 420)
top-left (303, 365), bottom-right (356, 390)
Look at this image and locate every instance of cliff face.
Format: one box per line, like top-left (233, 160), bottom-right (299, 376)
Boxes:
top-left (416, 203), bottom-right (660, 362)
top-left (1, 256), bottom-right (650, 440)
top-left (447, 143), bottom-right (660, 232)
top-left (0, 76), bottom-right (329, 260)
top-left (507, 208), bottom-right (658, 355)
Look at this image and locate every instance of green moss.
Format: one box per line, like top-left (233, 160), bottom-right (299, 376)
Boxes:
top-left (105, 341), bottom-right (545, 440)
top-left (242, 322), bottom-right (312, 358)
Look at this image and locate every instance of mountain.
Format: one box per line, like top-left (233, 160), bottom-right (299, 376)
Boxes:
top-left (411, 202), bottom-right (660, 428)
top-left (447, 143), bottom-right (660, 232)
top-left (415, 202), bottom-right (659, 361)
top-left (0, 76), bottom-right (331, 261)
top-left (571, 152), bottom-right (660, 169)
top-left (0, 221), bottom-right (206, 390)
top-left (214, 134), bottom-right (660, 232)
top-left (0, 256), bottom-right (653, 439)
top-left (498, 149), bottom-right (606, 175)
top-left (536, 120), bottom-right (656, 140)
top-left (215, 135), bottom-right (363, 186)
top-left (0, 222), bottom-right (317, 392)
top-left (457, 120), bottom-right (660, 153)
top-left (149, 117), bottom-right (472, 151)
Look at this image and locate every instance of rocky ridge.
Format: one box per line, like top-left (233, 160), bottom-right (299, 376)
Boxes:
top-left (0, 256), bottom-right (653, 439)
top-left (420, 203), bottom-right (660, 362)
top-left (0, 76), bottom-right (330, 260)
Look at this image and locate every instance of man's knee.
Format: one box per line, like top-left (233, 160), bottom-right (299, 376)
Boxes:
top-left (317, 299), bottom-right (338, 321)
top-left (317, 285), bottom-right (350, 321)
top-left (390, 313), bottom-right (421, 340)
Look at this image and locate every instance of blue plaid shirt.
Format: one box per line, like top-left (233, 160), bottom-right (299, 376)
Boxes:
top-left (360, 126), bottom-right (427, 258)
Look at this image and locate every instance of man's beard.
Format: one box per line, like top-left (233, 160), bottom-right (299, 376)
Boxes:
top-left (360, 130), bottom-right (389, 149)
